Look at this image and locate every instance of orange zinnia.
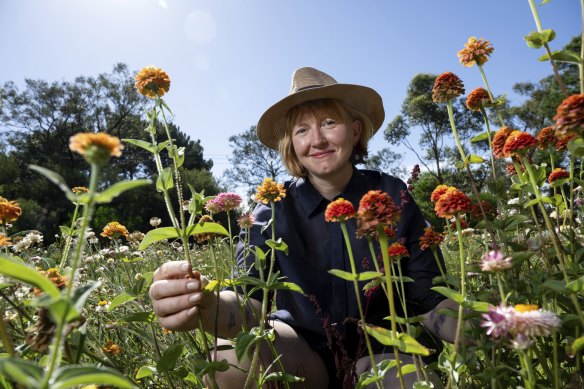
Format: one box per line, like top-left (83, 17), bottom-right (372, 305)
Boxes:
top-left (492, 127), bottom-right (514, 158)
top-left (101, 341), bottom-right (123, 355)
top-left (434, 187), bottom-right (471, 219)
top-left (0, 233), bottom-right (11, 247)
top-left (387, 242), bottom-right (409, 258)
top-left (69, 132), bottom-right (124, 165)
top-left (325, 198), bottom-right (355, 223)
top-left (72, 186), bottom-right (89, 194)
top-left (457, 37), bottom-right (494, 67)
top-left (357, 190), bottom-right (401, 226)
top-left (430, 185), bottom-right (449, 203)
top-left (502, 131), bottom-right (537, 157)
top-left (554, 94), bottom-right (584, 137)
top-left (0, 197), bottom-right (22, 225)
top-left (419, 227), bottom-right (443, 251)
top-left (255, 178), bottom-right (286, 204)
top-left (555, 131), bottom-right (577, 151)
top-left (135, 65), bottom-right (171, 99)
top-left (101, 221), bottom-right (129, 239)
top-left (432, 72), bottom-right (465, 103)
top-left (548, 168), bottom-right (570, 184)
top-left (466, 87), bottom-right (492, 111)
top-left (536, 127), bottom-right (556, 150)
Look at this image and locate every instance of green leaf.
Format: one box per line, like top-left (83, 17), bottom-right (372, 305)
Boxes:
top-left (470, 131), bottom-right (490, 143)
top-left (462, 300), bottom-right (490, 313)
top-left (364, 325), bottom-right (430, 356)
top-left (185, 222), bottom-right (229, 238)
top-left (541, 279), bottom-right (567, 294)
top-left (468, 154), bottom-right (485, 164)
top-left (431, 286), bottom-right (463, 303)
top-left (29, 165), bottom-right (76, 202)
top-left (135, 365), bottom-right (156, 379)
top-left (0, 358), bottom-right (43, 387)
top-left (566, 276), bottom-right (584, 293)
top-left (166, 145), bottom-right (186, 168)
top-left (538, 49), bottom-right (582, 64)
top-left (139, 227), bottom-right (181, 250)
top-left (52, 365), bottom-right (136, 389)
top-left (0, 256), bottom-right (60, 298)
top-left (93, 180), bottom-right (151, 204)
top-left (568, 137), bottom-right (584, 158)
top-left (108, 292), bottom-right (136, 312)
top-left (235, 330), bottom-right (261, 362)
top-left (266, 238), bottom-right (289, 255)
top-left (156, 167), bottom-right (174, 192)
top-left (263, 371), bottom-right (304, 383)
top-left (524, 29), bottom-right (555, 48)
top-left (569, 336), bottom-right (584, 356)
top-left (501, 215), bottom-right (531, 231)
top-left (119, 311), bottom-right (155, 322)
top-left (267, 281), bottom-right (304, 294)
top-left (71, 281), bottom-right (101, 311)
top-left (122, 138), bottom-right (157, 154)
top-left (328, 269), bottom-right (357, 281)
top-left (156, 344), bottom-right (185, 373)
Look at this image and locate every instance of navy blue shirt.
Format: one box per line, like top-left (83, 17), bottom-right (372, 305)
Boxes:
top-left (235, 168), bottom-right (446, 350)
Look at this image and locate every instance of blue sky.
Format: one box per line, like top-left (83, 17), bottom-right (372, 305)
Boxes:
top-left (1, 0), bottom-right (580, 185)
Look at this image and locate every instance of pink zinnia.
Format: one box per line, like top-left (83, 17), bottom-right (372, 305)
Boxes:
top-left (480, 250), bottom-right (512, 272)
top-left (481, 304), bottom-right (515, 338)
top-left (237, 213), bottom-right (255, 229)
top-left (210, 192), bottom-right (242, 212)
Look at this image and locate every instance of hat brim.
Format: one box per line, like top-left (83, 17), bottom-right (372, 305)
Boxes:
top-left (257, 83), bottom-right (385, 150)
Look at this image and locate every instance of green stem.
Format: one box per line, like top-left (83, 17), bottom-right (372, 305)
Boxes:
top-left (0, 305), bottom-right (14, 356)
top-left (479, 107), bottom-right (498, 181)
top-left (495, 272), bottom-right (506, 304)
top-left (59, 201), bottom-right (80, 269)
top-left (452, 218), bottom-right (467, 358)
top-left (477, 65), bottom-right (505, 127)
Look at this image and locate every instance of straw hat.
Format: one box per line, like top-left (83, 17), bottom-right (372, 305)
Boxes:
top-left (256, 67), bottom-right (385, 150)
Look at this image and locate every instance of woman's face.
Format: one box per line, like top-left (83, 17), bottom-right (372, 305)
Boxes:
top-left (291, 109), bottom-right (361, 181)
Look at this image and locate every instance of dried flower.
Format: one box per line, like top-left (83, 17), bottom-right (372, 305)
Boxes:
top-left (480, 250), bottom-right (512, 272)
top-left (0, 234), bottom-right (11, 247)
top-left (101, 341), bottom-right (123, 355)
top-left (457, 37), bottom-right (494, 67)
top-left (69, 132), bottom-right (124, 165)
top-left (135, 65), bottom-right (171, 98)
top-left (101, 222), bottom-right (129, 239)
top-left (207, 192), bottom-right (242, 213)
top-left (387, 242), bottom-right (409, 258)
top-left (430, 185), bottom-right (449, 203)
top-left (466, 87), bottom-right (492, 111)
top-left (195, 214), bottom-right (216, 244)
top-left (150, 217), bottom-right (162, 227)
top-left (357, 190), bottom-right (401, 226)
top-left (237, 213), bottom-right (256, 229)
top-left (72, 186), bottom-right (89, 194)
top-left (502, 131), bottom-right (537, 157)
top-left (548, 168), bottom-right (570, 184)
top-left (554, 94), bottom-right (584, 137)
top-left (419, 227), bottom-right (443, 251)
top-left (434, 187), bottom-right (471, 219)
top-left (0, 197), bottom-right (22, 225)
top-left (128, 231), bottom-right (145, 244)
top-left (255, 178), bottom-right (286, 204)
top-left (325, 198), bottom-right (355, 222)
top-left (492, 127), bottom-right (514, 158)
top-left (432, 72), bottom-right (465, 103)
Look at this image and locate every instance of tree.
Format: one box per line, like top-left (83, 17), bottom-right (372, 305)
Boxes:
top-left (223, 126), bottom-right (290, 195)
top-left (363, 147), bottom-right (407, 179)
top-left (0, 63), bottom-right (219, 240)
top-left (384, 73), bottom-right (483, 183)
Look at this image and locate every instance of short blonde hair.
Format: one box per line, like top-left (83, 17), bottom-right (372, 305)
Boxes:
top-left (278, 99), bottom-right (373, 177)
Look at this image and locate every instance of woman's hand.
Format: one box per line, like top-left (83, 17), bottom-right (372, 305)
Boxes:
top-left (149, 261), bottom-right (210, 331)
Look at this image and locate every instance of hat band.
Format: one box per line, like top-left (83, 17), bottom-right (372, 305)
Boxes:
top-left (295, 84), bottom-right (325, 92)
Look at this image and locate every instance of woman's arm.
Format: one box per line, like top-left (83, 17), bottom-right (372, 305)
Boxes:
top-left (421, 298), bottom-right (461, 344)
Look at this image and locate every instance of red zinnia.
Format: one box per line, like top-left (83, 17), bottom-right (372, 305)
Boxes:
top-left (536, 127), bottom-right (557, 150)
top-left (555, 131), bottom-right (577, 151)
top-left (469, 200), bottom-right (496, 221)
top-left (554, 94), bottom-right (584, 137)
top-left (325, 198), bottom-right (355, 223)
top-left (548, 168), bottom-right (570, 184)
top-left (502, 131), bottom-right (537, 157)
top-left (434, 187), bottom-right (472, 219)
top-left (357, 190), bottom-right (401, 226)
top-left (387, 242), bottom-right (409, 258)
top-left (432, 72), bottom-right (465, 103)
top-left (419, 227), bottom-right (444, 251)
top-left (466, 87), bottom-right (492, 111)
top-left (492, 127), bottom-right (514, 158)
top-left (430, 185), bottom-right (449, 203)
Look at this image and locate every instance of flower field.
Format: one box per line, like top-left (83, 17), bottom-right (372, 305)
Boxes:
top-left (1, 3), bottom-right (584, 388)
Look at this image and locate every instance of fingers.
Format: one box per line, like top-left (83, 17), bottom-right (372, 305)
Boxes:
top-left (149, 277), bottom-right (202, 301)
top-left (152, 291), bottom-right (204, 317)
top-left (153, 261), bottom-right (191, 282)
top-left (158, 305), bottom-right (200, 332)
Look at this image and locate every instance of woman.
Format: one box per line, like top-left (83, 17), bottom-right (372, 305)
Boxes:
top-left (149, 67), bottom-right (457, 388)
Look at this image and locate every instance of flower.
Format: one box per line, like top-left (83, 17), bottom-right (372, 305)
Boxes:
top-left (26, 231), bottom-right (43, 245)
top-left (101, 221), bottom-right (129, 239)
top-left (325, 198), bottom-right (355, 222)
top-left (96, 300), bottom-right (110, 312)
top-left (0, 197), bottom-right (22, 225)
top-left (502, 131), bottom-right (537, 157)
top-left (69, 132), bottom-right (124, 165)
top-left (555, 131), bottom-right (577, 151)
top-left (480, 250), bottom-right (512, 272)
top-left (387, 242), bottom-right (409, 258)
top-left (512, 305), bottom-right (561, 338)
top-left (434, 187), bottom-right (471, 219)
top-left (466, 87), bottom-right (492, 111)
top-left (237, 213), bottom-right (256, 229)
top-left (72, 186), bottom-right (89, 194)
top-left (548, 168), bottom-right (570, 184)
top-left (208, 192), bottom-right (242, 212)
top-left (505, 163), bottom-right (518, 176)
top-left (432, 71), bottom-right (465, 103)
top-left (0, 234), bottom-right (11, 247)
top-left (469, 200), bottom-right (496, 221)
top-left (128, 231), bottom-right (145, 244)
top-left (419, 227), bottom-right (443, 251)
top-left (101, 341), bottom-right (122, 355)
top-left (150, 217), bottom-right (162, 227)
top-left (492, 127), bottom-right (514, 158)
top-left (135, 65), bottom-right (171, 98)
top-left (255, 178), bottom-right (286, 204)
top-left (357, 190), bottom-right (401, 227)
top-left (481, 304), bottom-right (515, 338)
top-left (430, 185), bottom-right (449, 203)
top-left (554, 94), bottom-right (584, 137)
top-left (536, 127), bottom-right (557, 149)
top-left (457, 37), bottom-right (494, 67)
top-left (34, 268), bottom-right (68, 295)
top-left (195, 215), bottom-right (216, 244)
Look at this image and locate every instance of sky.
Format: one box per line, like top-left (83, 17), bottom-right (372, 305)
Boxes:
top-left (1, 0), bottom-right (581, 188)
